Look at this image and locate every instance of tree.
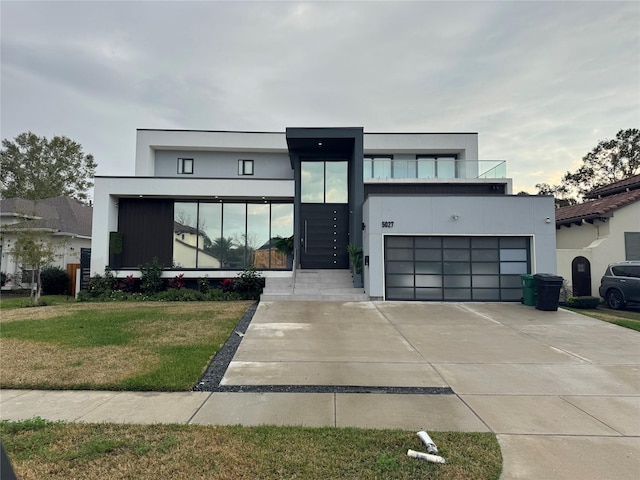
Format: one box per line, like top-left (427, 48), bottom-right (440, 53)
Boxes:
top-left (564, 128), bottom-right (640, 197)
top-left (1, 131), bottom-right (97, 202)
top-left (12, 231), bottom-right (58, 305)
top-left (536, 128), bottom-right (640, 203)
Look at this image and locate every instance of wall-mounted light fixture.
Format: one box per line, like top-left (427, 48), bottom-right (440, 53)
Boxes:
top-left (545, 217), bottom-right (551, 224)
top-left (362, 222), bottom-right (366, 231)
top-left (451, 214), bottom-right (459, 221)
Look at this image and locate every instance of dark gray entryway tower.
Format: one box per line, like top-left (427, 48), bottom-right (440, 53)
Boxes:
top-left (286, 127), bottom-right (364, 270)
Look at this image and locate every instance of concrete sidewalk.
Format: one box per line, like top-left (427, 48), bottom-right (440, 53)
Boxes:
top-left (1, 301), bottom-right (639, 479)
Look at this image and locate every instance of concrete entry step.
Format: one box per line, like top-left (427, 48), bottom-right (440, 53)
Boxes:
top-left (261, 269), bottom-right (368, 302)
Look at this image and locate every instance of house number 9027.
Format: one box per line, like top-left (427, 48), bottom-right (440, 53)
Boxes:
top-left (381, 221), bottom-right (394, 228)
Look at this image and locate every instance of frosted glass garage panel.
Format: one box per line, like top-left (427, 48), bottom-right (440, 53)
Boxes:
top-left (415, 262), bottom-right (442, 274)
top-left (386, 249), bottom-right (413, 261)
top-left (500, 237), bottom-right (528, 248)
top-left (443, 262), bottom-right (470, 274)
top-left (472, 237), bottom-right (498, 248)
top-left (386, 275), bottom-right (414, 287)
top-left (473, 276), bottom-right (500, 288)
top-left (444, 237), bottom-right (470, 248)
top-left (387, 287), bottom-right (414, 299)
top-left (472, 263), bottom-right (500, 274)
top-left (500, 262), bottom-right (528, 274)
top-left (415, 275), bottom-right (443, 287)
top-left (500, 275), bottom-right (523, 288)
top-left (473, 289), bottom-right (500, 300)
top-left (416, 288), bottom-right (442, 300)
top-left (444, 249), bottom-right (470, 261)
top-left (415, 237), bottom-right (442, 248)
top-left (500, 249), bottom-right (527, 261)
top-left (387, 262), bottom-right (414, 274)
top-left (472, 250), bottom-right (499, 262)
top-left (444, 289), bottom-right (471, 300)
top-left (387, 237), bottom-right (413, 248)
top-left (444, 276), bottom-right (471, 288)
top-left (415, 250), bottom-right (442, 261)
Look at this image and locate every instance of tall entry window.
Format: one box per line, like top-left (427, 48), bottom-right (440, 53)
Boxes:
top-left (301, 161), bottom-right (348, 203)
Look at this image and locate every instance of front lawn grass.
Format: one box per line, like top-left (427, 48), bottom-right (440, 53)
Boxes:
top-left (564, 305), bottom-right (640, 331)
top-left (0, 294), bottom-right (74, 309)
top-left (0, 418), bottom-right (502, 480)
top-left (0, 301), bottom-right (253, 391)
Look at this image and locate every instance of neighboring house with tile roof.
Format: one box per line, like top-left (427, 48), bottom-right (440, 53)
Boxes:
top-left (0, 197), bottom-right (92, 290)
top-left (555, 174), bottom-right (640, 298)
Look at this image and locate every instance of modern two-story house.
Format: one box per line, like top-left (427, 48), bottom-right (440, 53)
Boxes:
top-left (91, 127), bottom-right (557, 301)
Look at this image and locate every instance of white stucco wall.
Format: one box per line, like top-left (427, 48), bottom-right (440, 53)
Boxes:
top-left (556, 201), bottom-right (640, 297)
top-left (363, 195), bottom-right (557, 299)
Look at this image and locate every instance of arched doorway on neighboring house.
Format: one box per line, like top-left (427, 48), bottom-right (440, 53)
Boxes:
top-left (571, 256), bottom-right (591, 297)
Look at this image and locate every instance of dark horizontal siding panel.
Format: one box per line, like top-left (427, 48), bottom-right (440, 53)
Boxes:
top-left (118, 199), bottom-right (173, 268)
top-left (365, 183), bottom-right (506, 197)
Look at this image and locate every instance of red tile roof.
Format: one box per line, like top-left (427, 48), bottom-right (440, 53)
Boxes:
top-left (584, 174), bottom-right (640, 198)
top-left (556, 175), bottom-right (640, 226)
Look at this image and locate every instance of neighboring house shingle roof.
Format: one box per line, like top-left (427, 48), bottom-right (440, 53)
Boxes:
top-left (555, 174), bottom-right (640, 227)
top-left (0, 197), bottom-right (93, 237)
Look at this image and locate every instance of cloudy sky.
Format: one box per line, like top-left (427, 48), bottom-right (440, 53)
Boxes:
top-left (1, 0), bottom-right (638, 193)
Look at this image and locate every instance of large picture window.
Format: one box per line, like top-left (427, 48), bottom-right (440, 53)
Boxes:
top-left (173, 201), bottom-right (293, 269)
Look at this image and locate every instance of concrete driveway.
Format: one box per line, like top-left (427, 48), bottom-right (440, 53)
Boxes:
top-left (220, 301), bottom-right (640, 480)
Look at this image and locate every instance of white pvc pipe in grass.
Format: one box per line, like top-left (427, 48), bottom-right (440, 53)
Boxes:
top-left (407, 449), bottom-right (446, 464)
top-left (417, 430), bottom-right (438, 454)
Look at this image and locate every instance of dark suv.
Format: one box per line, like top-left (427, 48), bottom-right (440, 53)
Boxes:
top-left (599, 261), bottom-right (640, 310)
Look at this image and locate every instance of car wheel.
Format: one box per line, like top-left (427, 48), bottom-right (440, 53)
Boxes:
top-left (607, 290), bottom-right (625, 310)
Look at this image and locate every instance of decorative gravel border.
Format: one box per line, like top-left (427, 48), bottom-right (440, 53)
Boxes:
top-left (193, 302), bottom-right (454, 395)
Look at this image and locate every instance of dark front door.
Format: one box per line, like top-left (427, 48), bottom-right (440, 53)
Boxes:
top-left (300, 204), bottom-right (349, 268)
top-left (299, 160), bottom-right (349, 269)
top-left (572, 256), bottom-right (591, 296)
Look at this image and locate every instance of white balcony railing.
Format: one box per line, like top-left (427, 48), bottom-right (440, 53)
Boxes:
top-left (363, 159), bottom-right (506, 181)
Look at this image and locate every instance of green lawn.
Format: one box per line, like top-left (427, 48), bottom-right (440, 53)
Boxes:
top-left (0, 418), bottom-right (502, 480)
top-left (0, 294), bottom-right (74, 309)
top-left (564, 305), bottom-right (640, 331)
top-left (0, 301), bottom-right (252, 391)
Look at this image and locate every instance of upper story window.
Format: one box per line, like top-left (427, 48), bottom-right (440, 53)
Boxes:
top-left (238, 159), bottom-right (254, 176)
top-left (364, 155), bottom-right (460, 180)
top-left (177, 158), bottom-right (194, 174)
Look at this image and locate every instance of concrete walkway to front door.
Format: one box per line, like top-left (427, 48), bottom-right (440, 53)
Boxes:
top-left (220, 301), bottom-right (640, 480)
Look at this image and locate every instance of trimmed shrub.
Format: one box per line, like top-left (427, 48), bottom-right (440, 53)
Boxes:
top-left (40, 266), bottom-right (70, 295)
top-left (566, 296), bottom-right (601, 309)
top-left (197, 276), bottom-right (211, 294)
top-left (234, 267), bottom-right (264, 300)
top-left (156, 288), bottom-right (204, 302)
top-left (88, 267), bottom-right (117, 298)
top-left (139, 258), bottom-right (164, 294)
top-left (1, 271), bottom-right (7, 286)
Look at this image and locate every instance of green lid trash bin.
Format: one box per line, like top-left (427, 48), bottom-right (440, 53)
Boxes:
top-left (534, 274), bottom-right (564, 311)
top-left (521, 274), bottom-right (537, 306)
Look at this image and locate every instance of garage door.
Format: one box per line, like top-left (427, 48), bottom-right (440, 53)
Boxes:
top-left (385, 236), bottom-right (530, 301)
